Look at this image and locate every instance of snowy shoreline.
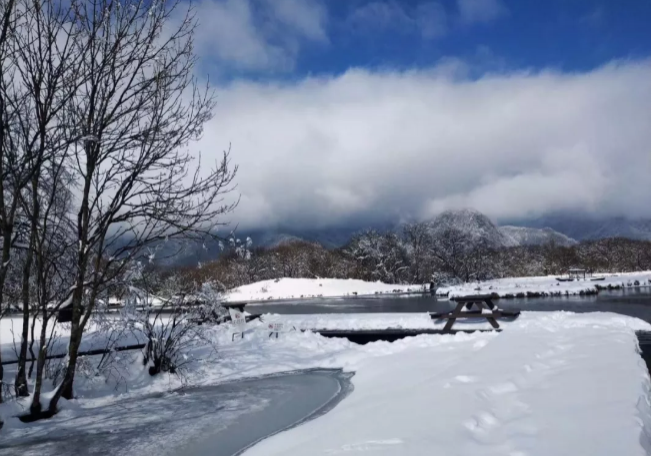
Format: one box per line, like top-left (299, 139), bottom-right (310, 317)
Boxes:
top-left (223, 273), bottom-right (651, 305)
top-left (438, 271), bottom-right (651, 299)
top-left (222, 278), bottom-right (428, 304)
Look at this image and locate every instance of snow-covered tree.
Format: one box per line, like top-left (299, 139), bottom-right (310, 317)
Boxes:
top-left (347, 230), bottom-right (410, 284)
top-left (430, 227), bottom-right (495, 282)
top-left (403, 222), bottom-right (433, 283)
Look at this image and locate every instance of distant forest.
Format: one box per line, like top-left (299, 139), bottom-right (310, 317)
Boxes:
top-left (164, 227), bottom-right (651, 291)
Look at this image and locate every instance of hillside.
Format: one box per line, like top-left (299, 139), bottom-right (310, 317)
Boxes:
top-left (499, 226), bottom-right (578, 247)
top-left (514, 215), bottom-right (651, 241)
top-left (427, 208), bottom-right (508, 248)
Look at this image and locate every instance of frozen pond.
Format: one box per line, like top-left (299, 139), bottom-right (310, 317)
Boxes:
top-left (246, 289), bottom-right (651, 323)
top-left (0, 369), bottom-right (353, 456)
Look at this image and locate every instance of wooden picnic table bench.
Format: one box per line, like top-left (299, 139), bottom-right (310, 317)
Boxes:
top-left (429, 294), bottom-right (520, 332)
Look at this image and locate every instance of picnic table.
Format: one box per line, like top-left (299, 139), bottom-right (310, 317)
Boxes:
top-left (430, 294), bottom-right (520, 332)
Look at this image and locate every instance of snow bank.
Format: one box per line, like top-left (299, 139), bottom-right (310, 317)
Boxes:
top-left (223, 278), bottom-right (426, 303)
top-left (260, 311), bottom-right (650, 332)
top-left (438, 271), bottom-right (651, 299)
top-left (243, 322), bottom-right (650, 456)
top-left (0, 311), bottom-right (649, 456)
top-left (222, 273), bottom-right (650, 304)
top-left (263, 312), bottom-right (436, 331)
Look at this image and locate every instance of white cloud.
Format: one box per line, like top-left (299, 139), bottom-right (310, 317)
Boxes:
top-left (348, 1), bottom-right (447, 39)
top-left (190, 0), bottom-right (328, 72)
top-left (267, 0), bottom-right (328, 43)
top-left (457, 0), bottom-right (508, 25)
top-left (197, 60), bottom-right (650, 229)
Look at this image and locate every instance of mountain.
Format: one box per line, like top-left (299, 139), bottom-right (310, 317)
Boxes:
top-left (511, 215), bottom-right (651, 241)
top-left (427, 208), bottom-right (509, 248)
top-left (144, 226), bottom-right (360, 267)
top-left (144, 211), bottom-right (649, 268)
top-left (498, 226), bottom-right (577, 247)
top-left (249, 232), bottom-right (304, 248)
top-left (426, 209), bottom-right (578, 248)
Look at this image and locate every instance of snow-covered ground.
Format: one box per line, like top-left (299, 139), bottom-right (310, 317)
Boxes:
top-left (223, 278), bottom-right (427, 303)
top-left (0, 310), bottom-right (649, 455)
top-left (261, 310), bottom-right (651, 332)
top-left (243, 317), bottom-right (650, 456)
top-left (439, 271), bottom-right (651, 299)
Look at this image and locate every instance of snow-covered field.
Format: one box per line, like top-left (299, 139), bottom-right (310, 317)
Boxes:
top-left (439, 271), bottom-right (651, 299)
top-left (0, 310), bottom-right (649, 455)
top-left (223, 278), bottom-right (427, 303)
top-left (243, 316), bottom-right (650, 456)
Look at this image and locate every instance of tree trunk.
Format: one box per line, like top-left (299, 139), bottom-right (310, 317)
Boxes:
top-left (48, 288), bottom-right (84, 413)
top-left (14, 287), bottom-right (31, 396)
top-left (30, 318), bottom-right (50, 416)
top-left (28, 311), bottom-right (38, 377)
top-left (0, 224), bottom-right (13, 403)
top-left (15, 177), bottom-right (40, 397)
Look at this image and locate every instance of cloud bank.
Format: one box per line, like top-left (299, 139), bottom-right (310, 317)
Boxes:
top-left (191, 0), bottom-right (328, 73)
top-left (197, 59), bottom-right (650, 230)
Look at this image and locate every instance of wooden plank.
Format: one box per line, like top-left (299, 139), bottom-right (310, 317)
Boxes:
top-left (483, 298), bottom-right (496, 310)
top-left (315, 328), bottom-right (502, 336)
top-left (314, 328), bottom-right (503, 345)
top-left (442, 317), bottom-right (457, 332)
top-left (430, 309), bottom-right (521, 320)
top-left (486, 317), bottom-right (500, 329)
top-left (448, 310), bottom-right (488, 317)
top-left (1, 343), bottom-right (147, 366)
top-left (451, 294), bottom-right (494, 302)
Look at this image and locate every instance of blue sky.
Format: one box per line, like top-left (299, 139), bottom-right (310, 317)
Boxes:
top-left (187, 0), bottom-right (650, 230)
top-left (303, 0), bottom-right (648, 77)
top-left (197, 0), bottom-right (650, 80)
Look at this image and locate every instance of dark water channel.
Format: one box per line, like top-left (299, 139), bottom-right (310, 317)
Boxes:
top-left (0, 370), bottom-right (352, 456)
top-left (246, 289), bottom-right (651, 323)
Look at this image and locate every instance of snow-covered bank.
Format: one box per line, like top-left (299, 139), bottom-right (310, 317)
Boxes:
top-left (438, 271), bottom-right (651, 299)
top-left (1, 311), bottom-right (650, 455)
top-left (222, 273), bottom-right (650, 305)
top-left (243, 319), bottom-right (650, 456)
top-left (261, 311), bottom-right (651, 332)
top-left (223, 278), bottom-right (426, 303)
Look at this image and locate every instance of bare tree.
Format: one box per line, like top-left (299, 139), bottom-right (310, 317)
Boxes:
top-left (0, 0), bottom-right (20, 404)
top-left (7, 0), bottom-right (83, 398)
top-left (431, 227), bottom-right (494, 282)
top-left (27, 165), bottom-right (78, 417)
top-left (403, 222), bottom-right (431, 283)
top-left (46, 0), bottom-right (237, 414)
top-left (347, 230), bottom-right (409, 284)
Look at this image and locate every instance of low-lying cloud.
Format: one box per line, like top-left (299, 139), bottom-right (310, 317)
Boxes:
top-left (198, 59), bottom-right (650, 230)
